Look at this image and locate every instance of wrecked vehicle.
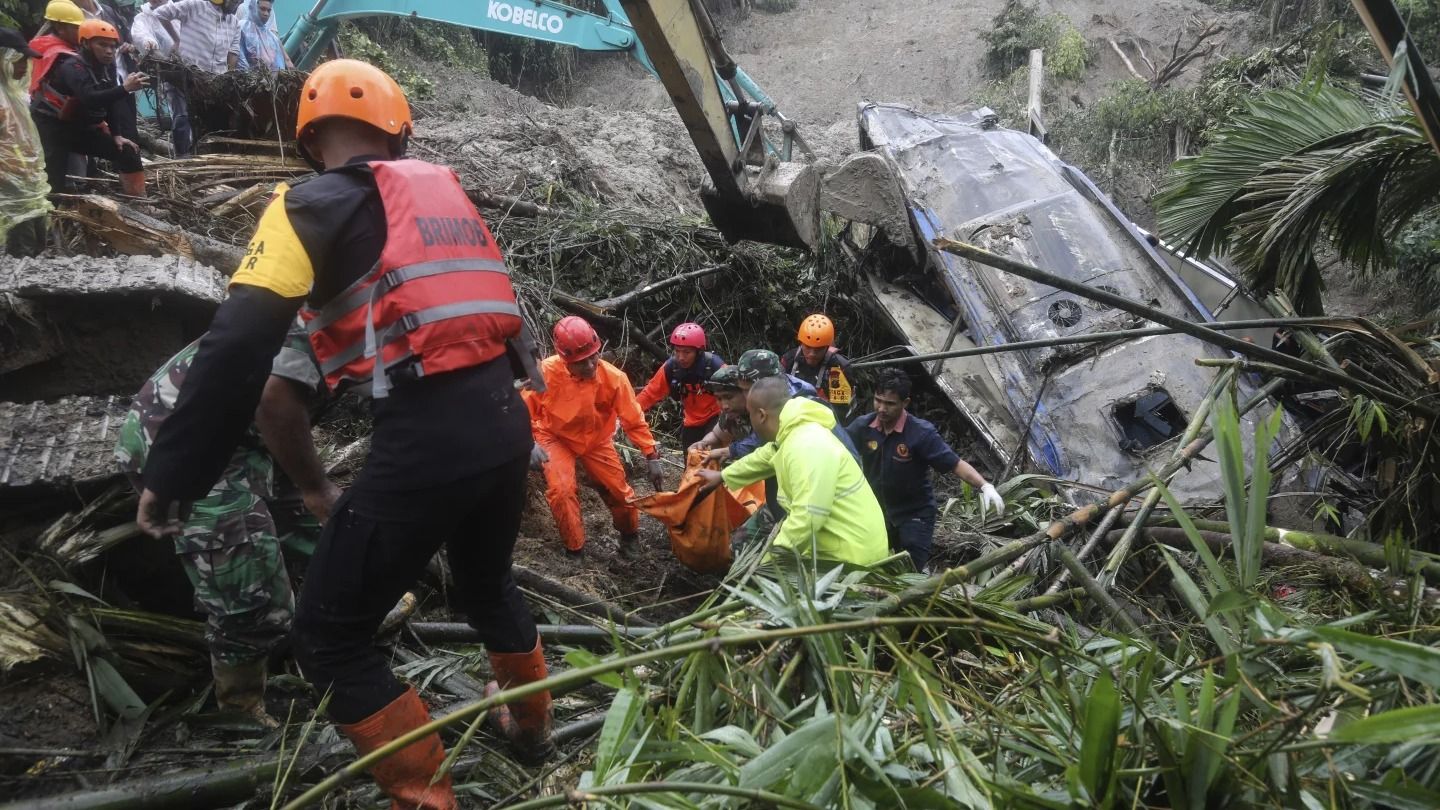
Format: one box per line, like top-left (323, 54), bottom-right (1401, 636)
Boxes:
top-left (854, 103), bottom-right (1288, 499)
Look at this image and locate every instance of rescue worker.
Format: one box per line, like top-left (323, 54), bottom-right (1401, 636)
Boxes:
top-left (697, 376), bottom-right (887, 566)
top-left (132, 61), bottom-right (551, 808)
top-left (694, 350), bottom-right (859, 552)
top-left (115, 321), bottom-right (333, 728)
top-left (780, 313), bottom-right (854, 417)
top-left (1, 28), bottom-right (51, 257)
top-left (847, 368), bottom-right (1005, 570)
top-left (635, 321), bottom-right (725, 449)
top-left (525, 315), bottom-right (666, 557)
top-left (30, 12), bottom-right (149, 195)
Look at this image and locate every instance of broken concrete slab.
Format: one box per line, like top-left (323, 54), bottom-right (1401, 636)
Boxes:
top-left (0, 253), bottom-right (227, 303)
top-left (0, 255), bottom-right (224, 401)
top-left (0, 396), bottom-right (130, 492)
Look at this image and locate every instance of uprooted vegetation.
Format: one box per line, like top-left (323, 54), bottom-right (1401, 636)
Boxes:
top-left (6, 9), bottom-right (1440, 810)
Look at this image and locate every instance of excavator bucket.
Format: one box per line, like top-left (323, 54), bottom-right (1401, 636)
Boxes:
top-left (700, 162), bottom-right (819, 250)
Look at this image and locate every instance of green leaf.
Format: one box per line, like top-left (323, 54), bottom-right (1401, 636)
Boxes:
top-left (1077, 668), bottom-right (1120, 805)
top-left (593, 686), bottom-right (646, 779)
top-left (564, 649), bottom-right (624, 690)
top-left (1331, 705), bottom-right (1440, 743)
top-left (738, 714), bottom-right (835, 791)
top-left (1348, 779), bottom-right (1440, 810)
top-left (1308, 626), bottom-right (1440, 689)
top-left (1204, 590), bottom-right (1254, 617)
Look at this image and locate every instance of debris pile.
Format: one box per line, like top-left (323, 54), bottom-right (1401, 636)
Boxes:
top-left (4, 53), bottom-right (1440, 810)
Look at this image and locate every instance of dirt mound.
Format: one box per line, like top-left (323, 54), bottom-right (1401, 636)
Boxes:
top-left (410, 63), bottom-right (705, 212)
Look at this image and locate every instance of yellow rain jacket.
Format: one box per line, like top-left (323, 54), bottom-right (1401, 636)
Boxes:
top-left (721, 397), bottom-right (887, 566)
top-left (0, 54), bottom-right (50, 240)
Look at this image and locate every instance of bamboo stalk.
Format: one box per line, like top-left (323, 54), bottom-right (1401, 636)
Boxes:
top-left (849, 317), bottom-right (1346, 370)
top-left (280, 615), bottom-right (1051, 810)
top-left (1109, 527), bottom-right (1440, 602)
top-left (503, 781), bottom-right (824, 810)
top-left (1008, 588), bottom-right (1086, 613)
top-left (408, 622), bottom-right (648, 646)
top-left (1054, 543), bottom-right (1144, 636)
top-left (931, 239), bottom-right (1436, 417)
top-left (1130, 517), bottom-right (1440, 584)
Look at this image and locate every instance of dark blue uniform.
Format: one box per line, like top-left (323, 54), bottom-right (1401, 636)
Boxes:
top-left (846, 411), bottom-right (960, 568)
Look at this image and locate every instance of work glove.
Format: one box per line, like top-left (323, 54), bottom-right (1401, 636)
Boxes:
top-left (647, 457), bottom-right (666, 492)
top-left (529, 444), bottom-right (549, 471)
top-left (978, 482), bottom-right (1005, 520)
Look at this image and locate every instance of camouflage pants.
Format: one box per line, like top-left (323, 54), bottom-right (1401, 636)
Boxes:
top-left (175, 454), bottom-right (297, 666)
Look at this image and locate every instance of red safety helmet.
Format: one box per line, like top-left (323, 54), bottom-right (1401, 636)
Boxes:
top-left (669, 322), bottom-right (707, 349)
top-left (554, 315), bottom-right (600, 362)
top-left (797, 314), bottom-right (835, 348)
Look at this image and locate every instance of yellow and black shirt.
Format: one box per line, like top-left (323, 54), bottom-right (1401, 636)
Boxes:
top-left (143, 158), bottom-right (532, 502)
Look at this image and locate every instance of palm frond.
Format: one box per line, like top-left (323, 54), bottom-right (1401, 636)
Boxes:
top-left (1156, 84), bottom-right (1440, 313)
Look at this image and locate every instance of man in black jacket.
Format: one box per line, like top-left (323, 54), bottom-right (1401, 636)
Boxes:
top-left (30, 18), bottom-right (149, 195)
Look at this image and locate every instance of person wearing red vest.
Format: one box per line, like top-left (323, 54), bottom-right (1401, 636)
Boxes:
top-left (635, 321), bottom-right (725, 448)
top-left (30, 11), bottom-right (150, 196)
top-left (28, 1), bottom-right (84, 97)
top-left (524, 316), bottom-right (666, 556)
top-left (132, 61), bottom-right (552, 809)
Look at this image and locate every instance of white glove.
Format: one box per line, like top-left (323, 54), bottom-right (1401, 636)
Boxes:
top-left (978, 482), bottom-right (1005, 518)
top-left (529, 444), bottom-right (549, 470)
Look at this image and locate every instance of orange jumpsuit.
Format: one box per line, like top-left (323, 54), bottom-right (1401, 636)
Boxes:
top-left (523, 355), bottom-right (658, 551)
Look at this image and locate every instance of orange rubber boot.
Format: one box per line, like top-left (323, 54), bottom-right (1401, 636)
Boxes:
top-left (485, 636), bottom-right (555, 765)
top-left (337, 687), bottom-right (457, 810)
top-left (119, 171), bottom-right (146, 197)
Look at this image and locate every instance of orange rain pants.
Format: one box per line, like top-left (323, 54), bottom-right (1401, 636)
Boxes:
top-left (535, 431), bottom-right (639, 552)
top-left (523, 355), bottom-right (659, 553)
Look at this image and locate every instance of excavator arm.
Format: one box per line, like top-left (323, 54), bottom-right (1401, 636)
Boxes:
top-left (279, 0), bottom-right (911, 251)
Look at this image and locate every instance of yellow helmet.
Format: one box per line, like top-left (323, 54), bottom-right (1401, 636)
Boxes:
top-left (44, 0), bottom-right (84, 25)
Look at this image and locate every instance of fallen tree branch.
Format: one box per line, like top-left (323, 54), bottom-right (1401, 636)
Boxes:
top-left (466, 188), bottom-right (554, 218)
top-left (591, 264), bottom-right (728, 312)
top-left (1108, 38), bottom-right (1146, 81)
top-left (512, 564), bottom-right (655, 629)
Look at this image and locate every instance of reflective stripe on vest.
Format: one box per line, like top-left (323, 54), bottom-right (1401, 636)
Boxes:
top-left (300, 159), bottom-right (522, 397)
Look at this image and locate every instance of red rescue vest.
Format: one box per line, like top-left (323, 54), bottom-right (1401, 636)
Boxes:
top-left (301, 159), bottom-right (522, 397)
top-left (28, 35), bottom-right (79, 119)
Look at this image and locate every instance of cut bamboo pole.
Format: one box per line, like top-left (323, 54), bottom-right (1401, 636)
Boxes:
top-left (849, 317), bottom-right (1346, 370)
top-left (930, 239), bottom-right (1435, 417)
top-left (1108, 527), bottom-right (1440, 603)
top-left (409, 622), bottom-right (648, 646)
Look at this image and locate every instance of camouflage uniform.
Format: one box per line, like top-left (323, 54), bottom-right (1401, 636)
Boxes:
top-left (115, 322), bottom-right (324, 665)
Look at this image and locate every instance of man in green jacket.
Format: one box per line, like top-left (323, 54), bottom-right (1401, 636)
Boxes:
top-left (698, 376), bottom-right (887, 566)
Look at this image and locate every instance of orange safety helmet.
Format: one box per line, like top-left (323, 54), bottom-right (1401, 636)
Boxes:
top-left (295, 59), bottom-right (412, 167)
top-left (554, 315), bottom-right (601, 362)
top-left (796, 314), bottom-right (835, 348)
top-left (78, 19), bottom-right (120, 42)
